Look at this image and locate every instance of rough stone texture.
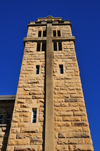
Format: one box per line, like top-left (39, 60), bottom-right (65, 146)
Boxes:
top-left (6, 16), bottom-right (94, 151)
top-left (52, 25), bottom-right (72, 37)
top-left (7, 26), bottom-right (45, 151)
top-left (53, 37), bottom-right (93, 150)
top-left (27, 26), bottom-right (46, 38)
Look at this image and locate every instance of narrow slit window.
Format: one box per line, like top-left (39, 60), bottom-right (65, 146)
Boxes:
top-left (53, 30), bottom-right (56, 37)
top-left (57, 30), bottom-right (61, 37)
top-left (43, 31), bottom-right (46, 37)
top-left (5, 113), bottom-right (11, 125)
top-left (36, 65), bottom-right (39, 74)
top-left (38, 31), bottom-right (41, 37)
top-left (32, 109), bottom-right (37, 123)
top-left (58, 42), bottom-right (62, 51)
top-left (37, 43), bottom-right (40, 51)
top-left (54, 42), bottom-right (57, 51)
top-left (59, 65), bottom-right (63, 74)
top-left (42, 42), bottom-right (46, 51)
top-left (0, 114), bottom-right (3, 124)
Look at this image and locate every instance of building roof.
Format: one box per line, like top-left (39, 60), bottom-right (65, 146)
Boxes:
top-left (0, 95), bottom-right (15, 100)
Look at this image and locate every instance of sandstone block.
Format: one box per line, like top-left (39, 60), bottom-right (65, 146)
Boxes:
top-left (11, 128), bottom-right (20, 133)
top-left (74, 145), bottom-right (93, 151)
top-left (68, 138), bottom-right (78, 144)
top-left (9, 134), bottom-right (16, 139)
top-left (83, 127), bottom-right (90, 132)
top-left (78, 138), bottom-right (84, 144)
top-left (63, 116), bottom-right (81, 121)
top-left (7, 146), bottom-right (14, 151)
top-left (30, 139), bottom-right (43, 145)
top-left (58, 133), bottom-right (66, 138)
top-left (8, 139), bottom-right (30, 145)
top-left (12, 117), bottom-right (19, 123)
top-left (18, 123), bottom-right (26, 127)
top-left (73, 111), bottom-right (86, 116)
top-left (56, 122), bottom-right (71, 127)
top-left (72, 122), bottom-right (89, 127)
top-left (56, 145), bottom-right (68, 151)
top-left (55, 111), bottom-right (73, 116)
top-left (60, 127), bottom-right (82, 133)
top-left (57, 139), bottom-right (68, 145)
top-left (81, 116), bottom-right (88, 121)
top-left (21, 127), bottom-right (39, 133)
top-left (55, 117), bottom-right (62, 121)
top-left (11, 123), bottom-right (18, 128)
top-left (14, 145), bottom-right (37, 151)
top-left (84, 138), bottom-right (92, 145)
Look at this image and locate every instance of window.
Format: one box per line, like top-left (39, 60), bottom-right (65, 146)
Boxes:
top-left (37, 42), bottom-right (46, 52)
top-left (54, 42), bottom-right (57, 51)
top-left (43, 31), bottom-right (46, 37)
top-left (38, 30), bottom-right (46, 37)
top-left (53, 30), bottom-right (61, 37)
top-left (59, 65), bottom-right (63, 74)
top-left (36, 65), bottom-right (39, 74)
top-left (37, 43), bottom-right (40, 51)
top-left (0, 114), bottom-right (3, 124)
top-left (42, 42), bottom-right (46, 51)
top-left (38, 31), bottom-right (41, 37)
top-left (5, 113), bottom-right (11, 125)
top-left (53, 30), bottom-right (56, 37)
top-left (58, 42), bottom-right (62, 51)
top-left (53, 42), bottom-right (62, 51)
top-left (32, 109), bottom-right (37, 123)
top-left (57, 30), bottom-right (61, 37)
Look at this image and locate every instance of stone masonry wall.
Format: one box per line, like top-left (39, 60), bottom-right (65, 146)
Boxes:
top-left (27, 26), bottom-right (46, 37)
top-left (0, 100), bottom-right (14, 151)
top-left (7, 26), bottom-right (45, 151)
top-left (52, 25), bottom-right (72, 37)
top-left (53, 40), bottom-right (93, 151)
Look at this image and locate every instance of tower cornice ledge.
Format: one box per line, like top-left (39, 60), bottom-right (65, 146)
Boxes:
top-left (52, 36), bottom-right (75, 42)
top-left (23, 37), bottom-right (47, 43)
top-left (23, 36), bottom-right (75, 43)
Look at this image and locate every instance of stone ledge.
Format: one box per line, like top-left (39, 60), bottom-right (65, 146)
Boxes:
top-left (52, 36), bottom-right (75, 42)
top-left (0, 124), bottom-right (9, 127)
top-left (23, 37), bottom-right (47, 43)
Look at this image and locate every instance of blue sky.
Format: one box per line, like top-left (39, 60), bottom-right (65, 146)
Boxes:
top-left (0, 0), bottom-right (100, 150)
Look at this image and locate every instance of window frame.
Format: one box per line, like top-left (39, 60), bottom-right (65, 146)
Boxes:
top-left (36, 65), bottom-right (40, 74)
top-left (0, 114), bottom-right (3, 124)
top-left (38, 30), bottom-right (46, 37)
top-left (53, 41), bottom-right (62, 51)
top-left (31, 108), bottom-right (37, 123)
top-left (53, 30), bottom-right (61, 37)
top-left (5, 113), bottom-right (11, 125)
top-left (59, 64), bottom-right (64, 74)
top-left (37, 42), bottom-right (46, 52)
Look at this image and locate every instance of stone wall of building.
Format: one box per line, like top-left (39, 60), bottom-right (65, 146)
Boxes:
top-left (27, 26), bottom-right (46, 37)
top-left (53, 40), bottom-right (93, 150)
top-left (6, 17), bottom-right (93, 151)
top-left (0, 100), bottom-right (14, 151)
top-left (7, 32), bottom-right (45, 151)
top-left (52, 25), bottom-right (72, 37)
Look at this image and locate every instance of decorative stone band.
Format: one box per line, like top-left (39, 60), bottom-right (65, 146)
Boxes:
top-left (23, 36), bottom-right (75, 43)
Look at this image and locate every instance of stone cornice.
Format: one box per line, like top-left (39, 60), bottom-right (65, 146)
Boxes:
top-left (52, 36), bottom-right (75, 42)
top-left (23, 37), bottom-right (47, 43)
top-left (23, 36), bottom-right (75, 43)
top-left (27, 22), bottom-right (71, 27)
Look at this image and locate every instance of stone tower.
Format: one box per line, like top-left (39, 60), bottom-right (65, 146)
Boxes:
top-left (7, 16), bottom-right (93, 151)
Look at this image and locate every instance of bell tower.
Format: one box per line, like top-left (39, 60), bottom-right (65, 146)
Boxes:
top-left (7, 16), bottom-right (93, 151)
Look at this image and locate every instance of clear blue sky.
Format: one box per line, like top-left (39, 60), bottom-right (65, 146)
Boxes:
top-left (0, 0), bottom-right (100, 150)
